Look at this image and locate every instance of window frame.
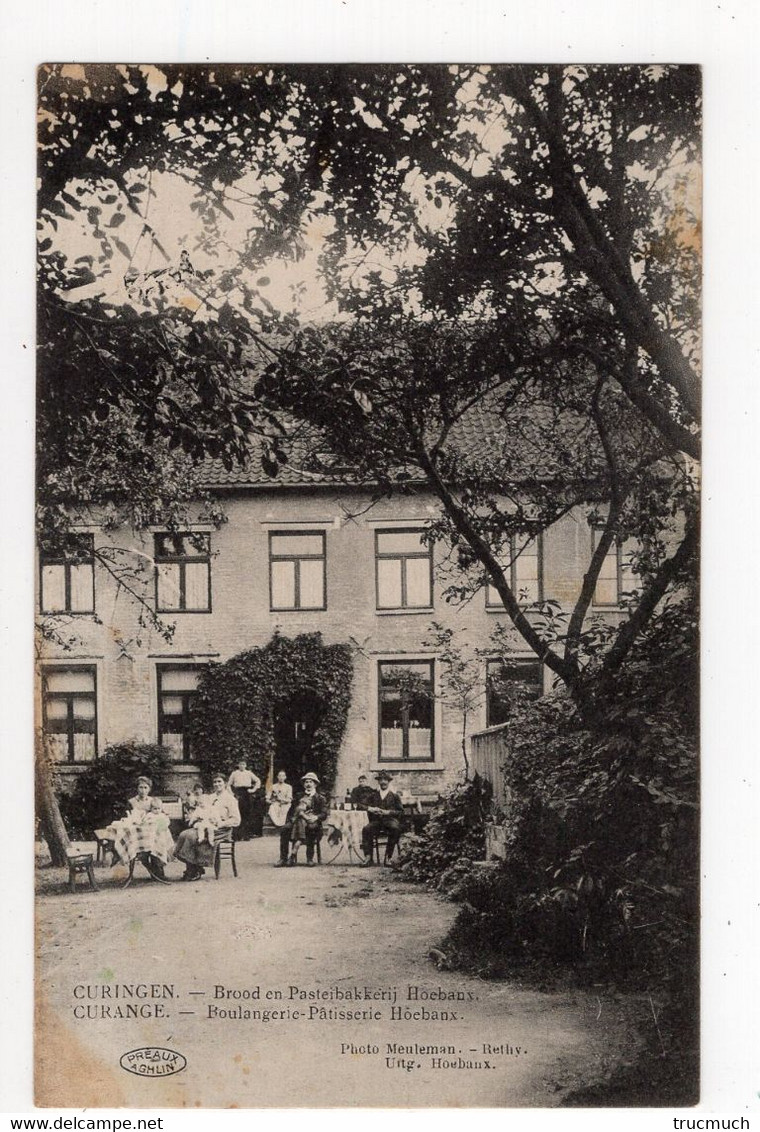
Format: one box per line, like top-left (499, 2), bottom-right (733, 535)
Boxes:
top-left (375, 528), bottom-right (434, 611)
top-left (39, 534), bottom-right (95, 615)
top-left (485, 657), bottom-right (543, 727)
top-left (590, 527), bottom-right (623, 609)
top-left (156, 663), bottom-right (204, 763)
top-left (377, 658), bottom-right (435, 763)
top-left (41, 664), bottom-right (98, 763)
top-left (268, 530), bottom-right (327, 612)
top-left (154, 532), bottom-right (212, 614)
top-left (485, 533), bottom-right (543, 609)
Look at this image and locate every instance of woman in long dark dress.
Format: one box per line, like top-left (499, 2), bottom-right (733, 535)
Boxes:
top-left (227, 759), bottom-right (261, 840)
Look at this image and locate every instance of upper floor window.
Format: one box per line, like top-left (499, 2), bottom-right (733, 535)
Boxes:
top-left (591, 529), bottom-right (637, 607)
top-left (486, 658), bottom-right (542, 727)
top-left (486, 535), bottom-right (542, 608)
top-left (155, 533), bottom-right (211, 612)
top-left (375, 529), bottom-right (433, 610)
top-left (378, 660), bottom-right (434, 761)
top-left (269, 532), bottom-right (326, 611)
top-left (157, 664), bottom-right (203, 763)
top-left (40, 534), bottom-right (95, 614)
top-left (42, 665), bottom-right (97, 762)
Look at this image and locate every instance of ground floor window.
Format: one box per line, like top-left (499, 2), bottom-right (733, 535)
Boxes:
top-left (486, 658), bottom-right (542, 727)
top-left (157, 665), bottom-right (203, 762)
top-left (378, 659), bottom-right (434, 761)
top-left (42, 666), bottom-right (97, 762)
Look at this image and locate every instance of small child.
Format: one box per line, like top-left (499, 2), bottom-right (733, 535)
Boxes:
top-left (113, 775), bottom-right (163, 834)
top-left (185, 782), bottom-right (215, 846)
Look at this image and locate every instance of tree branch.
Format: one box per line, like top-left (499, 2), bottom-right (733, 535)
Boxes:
top-left (595, 513), bottom-right (698, 694)
top-left (412, 437), bottom-right (585, 701)
top-left (564, 381), bottom-right (626, 662)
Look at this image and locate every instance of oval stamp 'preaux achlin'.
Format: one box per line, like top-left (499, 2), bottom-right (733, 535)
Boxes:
top-left (120, 1048), bottom-right (187, 1078)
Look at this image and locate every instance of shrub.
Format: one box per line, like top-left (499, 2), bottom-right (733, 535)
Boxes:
top-left (438, 690), bottom-right (698, 986)
top-left (396, 776), bottom-right (491, 890)
top-left (58, 742), bottom-right (173, 837)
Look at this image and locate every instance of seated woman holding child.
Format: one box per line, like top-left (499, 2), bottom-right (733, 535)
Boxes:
top-left (174, 774), bottom-right (241, 881)
top-left (110, 775), bottom-right (174, 879)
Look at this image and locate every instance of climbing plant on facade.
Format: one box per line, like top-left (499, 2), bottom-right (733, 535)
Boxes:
top-left (189, 632), bottom-right (354, 794)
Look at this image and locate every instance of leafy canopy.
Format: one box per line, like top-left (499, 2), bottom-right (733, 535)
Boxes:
top-left (38, 64), bottom-right (700, 716)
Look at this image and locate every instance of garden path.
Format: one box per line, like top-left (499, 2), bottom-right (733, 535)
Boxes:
top-left (35, 836), bottom-right (642, 1107)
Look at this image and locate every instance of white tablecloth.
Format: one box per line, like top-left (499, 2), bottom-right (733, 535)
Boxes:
top-left (326, 809), bottom-right (369, 854)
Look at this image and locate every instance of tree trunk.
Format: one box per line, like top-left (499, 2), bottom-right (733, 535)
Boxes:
top-left (461, 715), bottom-right (471, 781)
top-left (35, 743), bottom-right (70, 866)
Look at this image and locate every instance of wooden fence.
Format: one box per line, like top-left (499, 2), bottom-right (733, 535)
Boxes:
top-left (470, 724), bottom-right (513, 860)
top-left (470, 723), bottom-right (510, 808)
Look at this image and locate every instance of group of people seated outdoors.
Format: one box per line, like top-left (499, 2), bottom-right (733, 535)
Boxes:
top-left (109, 763), bottom-right (406, 881)
top-left (272, 768), bottom-right (404, 868)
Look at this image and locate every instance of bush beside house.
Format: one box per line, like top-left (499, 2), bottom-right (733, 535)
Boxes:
top-left (58, 742), bottom-right (174, 838)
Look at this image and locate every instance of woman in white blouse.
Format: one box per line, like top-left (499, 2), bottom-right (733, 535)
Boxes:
top-left (266, 770), bottom-right (293, 827)
top-left (227, 758), bottom-right (261, 840)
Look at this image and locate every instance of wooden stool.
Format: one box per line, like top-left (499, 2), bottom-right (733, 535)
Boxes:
top-left (67, 852), bottom-right (98, 893)
top-left (214, 838), bottom-right (237, 879)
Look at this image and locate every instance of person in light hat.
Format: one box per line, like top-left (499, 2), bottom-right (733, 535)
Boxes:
top-left (360, 770), bottom-right (404, 866)
top-left (284, 772), bottom-right (328, 867)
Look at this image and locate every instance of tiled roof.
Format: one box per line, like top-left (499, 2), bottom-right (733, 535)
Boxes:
top-left (198, 421), bottom-right (369, 490)
top-left (197, 394), bottom-right (592, 491)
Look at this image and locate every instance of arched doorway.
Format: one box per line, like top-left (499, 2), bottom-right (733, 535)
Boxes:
top-left (190, 632), bottom-right (354, 796)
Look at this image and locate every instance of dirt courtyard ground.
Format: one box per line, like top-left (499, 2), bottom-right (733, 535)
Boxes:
top-left (36, 835), bottom-right (644, 1108)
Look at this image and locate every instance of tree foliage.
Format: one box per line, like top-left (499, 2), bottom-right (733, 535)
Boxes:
top-left (408, 586), bottom-right (698, 984)
top-left (58, 741), bottom-right (174, 838)
top-left (38, 62), bottom-right (701, 472)
top-left (38, 63), bottom-right (701, 718)
top-left (395, 776), bottom-right (491, 890)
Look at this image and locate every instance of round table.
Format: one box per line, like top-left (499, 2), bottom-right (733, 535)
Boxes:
top-left (322, 809), bottom-right (369, 863)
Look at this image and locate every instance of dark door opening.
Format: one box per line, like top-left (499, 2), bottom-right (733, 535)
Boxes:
top-left (273, 692), bottom-right (322, 787)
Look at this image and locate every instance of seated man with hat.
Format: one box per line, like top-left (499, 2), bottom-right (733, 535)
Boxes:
top-left (278, 772), bottom-right (328, 867)
top-left (360, 771), bottom-right (404, 866)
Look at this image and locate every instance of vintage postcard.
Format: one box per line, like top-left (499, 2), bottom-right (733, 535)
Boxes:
top-left (34, 62), bottom-right (701, 1108)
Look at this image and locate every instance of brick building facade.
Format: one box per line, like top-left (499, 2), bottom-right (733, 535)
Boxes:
top-left (38, 477), bottom-right (631, 800)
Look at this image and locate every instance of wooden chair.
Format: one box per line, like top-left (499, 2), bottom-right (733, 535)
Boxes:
top-left (214, 831), bottom-right (238, 878)
top-left (67, 850), bottom-right (98, 893)
top-left (372, 829), bottom-right (401, 865)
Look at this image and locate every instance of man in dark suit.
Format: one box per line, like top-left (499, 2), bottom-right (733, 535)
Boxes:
top-left (360, 771), bottom-right (404, 865)
top-left (350, 774), bottom-right (377, 810)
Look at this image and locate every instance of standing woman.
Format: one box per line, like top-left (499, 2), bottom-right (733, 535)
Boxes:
top-left (227, 758), bottom-right (261, 841)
